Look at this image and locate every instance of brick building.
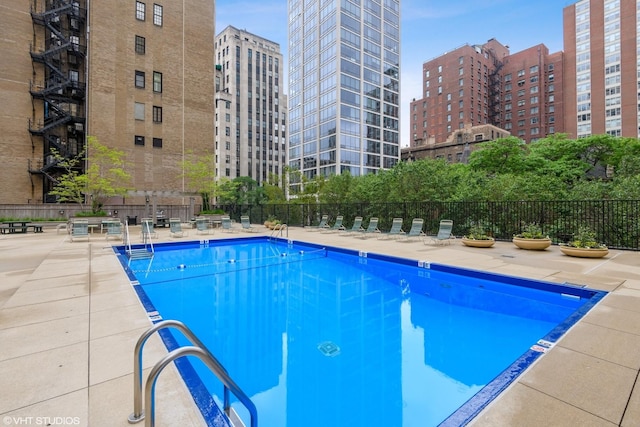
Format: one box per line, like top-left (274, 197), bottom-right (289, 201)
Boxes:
top-left (407, 38), bottom-right (563, 160)
top-left (0, 1), bottom-right (215, 205)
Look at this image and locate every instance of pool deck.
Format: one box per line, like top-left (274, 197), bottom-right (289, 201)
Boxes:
top-left (0, 223), bottom-right (639, 426)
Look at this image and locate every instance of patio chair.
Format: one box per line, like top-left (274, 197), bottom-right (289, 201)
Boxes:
top-left (306, 214), bottom-right (329, 232)
top-left (70, 219), bottom-right (90, 242)
top-left (342, 216), bottom-right (364, 235)
top-left (359, 217), bottom-right (381, 239)
top-left (425, 219), bottom-right (455, 245)
top-left (221, 216), bottom-right (237, 233)
top-left (403, 218), bottom-right (426, 241)
top-left (140, 218), bottom-right (158, 240)
top-left (169, 218), bottom-right (187, 237)
top-left (104, 220), bottom-right (123, 241)
top-left (323, 215), bottom-right (345, 233)
top-left (379, 217), bottom-right (405, 240)
top-left (241, 215), bottom-right (259, 233)
top-left (195, 217), bottom-right (212, 235)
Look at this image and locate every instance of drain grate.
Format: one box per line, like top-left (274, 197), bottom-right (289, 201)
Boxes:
top-left (317, 341), bottom-right (341, 357)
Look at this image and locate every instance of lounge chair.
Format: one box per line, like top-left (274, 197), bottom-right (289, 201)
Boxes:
top-left (240, 215), bottom-right (259, 233)
top-left (70, 219), bottom-right (90, 242)
top-left (360, 217), bottom-right (381, 239)
top-left (403, 218), bottom-right (426, 241)
top-left (195, 217), bottom-right (212, 235)
top-left (140, 218), bottom-right (158, 240)
top-left (306, 214), bottom-right (329, 232)
top-left (342, 216), bottom-right (364, 235)
top-left (169, 218), bottom-right (187, 237)
top-left (379, 217), bottom-right (405, 240)
top-left (221, 216), bottom-right (237, 233)
top-left (426, 219), bottom-right (455, 245)
top-left (105, 220), bottom-right (123, 241)
top-left (323, 215), bottom-right (345, 233)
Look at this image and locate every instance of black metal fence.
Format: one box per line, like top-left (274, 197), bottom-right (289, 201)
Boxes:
top-left (217, 200), bottom-right (640, 250)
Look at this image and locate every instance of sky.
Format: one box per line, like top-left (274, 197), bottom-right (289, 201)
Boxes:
top-left (215, 0), bottom-right (571, 147)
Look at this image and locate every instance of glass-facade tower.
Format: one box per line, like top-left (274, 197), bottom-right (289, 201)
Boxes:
top-left (288, 0), bottom-right (400, 193)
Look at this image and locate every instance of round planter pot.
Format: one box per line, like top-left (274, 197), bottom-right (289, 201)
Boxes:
top-left (559, 245), bottom-right (609, 258)
top-left (461, 237), bottom-right (495, 248)
top-left (512, 237), bottom-right (552, 250)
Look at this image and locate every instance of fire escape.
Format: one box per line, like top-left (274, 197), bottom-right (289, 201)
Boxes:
top-left (487, 49), bottom-right (504, 126)
top-left (28, 0), bottom-right (86, 203)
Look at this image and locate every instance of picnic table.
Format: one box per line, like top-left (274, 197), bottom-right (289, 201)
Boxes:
top-left (0, 221), bottom-right (43, 234)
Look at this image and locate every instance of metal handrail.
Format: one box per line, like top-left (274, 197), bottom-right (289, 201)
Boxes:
top-left (269, 223), bottom-right (288, 240)
top-left (128, 320), bottom-right (257, 427)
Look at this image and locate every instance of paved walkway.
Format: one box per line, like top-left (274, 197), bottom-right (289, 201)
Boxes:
top-left (0, 223), bottom-right (638, 426)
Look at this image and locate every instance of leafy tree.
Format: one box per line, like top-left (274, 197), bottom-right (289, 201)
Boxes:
top-left (181, 152), bottom-right (217, 211)
top-left (49, 136), bottom-right (131, 213)
top-left (468, 136), bottom-right (528, 175)
top-left (263, 173), bottom-right (287, 203)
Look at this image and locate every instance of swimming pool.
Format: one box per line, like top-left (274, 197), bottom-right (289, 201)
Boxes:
top-left (115, 237), bottom-right (605, 426)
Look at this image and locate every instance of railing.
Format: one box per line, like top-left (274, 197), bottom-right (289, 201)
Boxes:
top-left (269, 223), bottom-right (288, 240)
top-left (220, 200), bottom-right (640, 250)
top-left (128, 320), bottom-right (257, 427)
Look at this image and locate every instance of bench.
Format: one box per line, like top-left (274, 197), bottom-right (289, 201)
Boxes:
top-left (0, 224), bottom-right (43, 234)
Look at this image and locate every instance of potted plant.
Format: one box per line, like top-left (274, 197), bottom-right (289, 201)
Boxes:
top-left (559, 226), bottom-right (609, 258)
top-left (461, 222), bottom-right (495, 248)
top-left (263, 215), bottom-right (281, 230)
top-left (512, 222), bottom-right (552, 250)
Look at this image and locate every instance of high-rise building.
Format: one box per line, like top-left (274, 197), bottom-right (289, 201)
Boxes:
top-left (563, 0), bottom-right (636, 138)
top-left (409, 39), bottom-right (509, 148)
top-left (409, 38), bottom-right (563, 157)
top-left (287, 0), bottom-right (401, 194)
top-left (214, 26), bottom-right (287, 185)
top-left (0, 1), bottom-right (215, 205)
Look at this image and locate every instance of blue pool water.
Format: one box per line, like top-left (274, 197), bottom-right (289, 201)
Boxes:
top-left (116, 237), bottom-right (604, 427)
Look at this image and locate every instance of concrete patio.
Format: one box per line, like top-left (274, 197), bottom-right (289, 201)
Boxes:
top-left (0, 223), bottom-right (638, 426)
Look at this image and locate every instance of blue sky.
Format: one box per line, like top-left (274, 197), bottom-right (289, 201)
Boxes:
top-left (215, 0), bottom-right (571, 146)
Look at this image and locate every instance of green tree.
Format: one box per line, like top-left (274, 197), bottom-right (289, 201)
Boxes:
top-left (181, 152), bottom-right (217, 211)
top-left (49, 136), bottom-right (131, 213)
top-left (468, 136), bottom-right (528, 175)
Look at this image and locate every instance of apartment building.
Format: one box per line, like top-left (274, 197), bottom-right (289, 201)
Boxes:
top-left (563, 0), bottom-right (637, 138)
top-left (287, 0), bottom-right (401, 194)
top-left (409, 38), bottom-right (563, 157)
top-left (0, 0), bottom-right (215, 205)
top-left (214, 26), bottom-right (287, 186)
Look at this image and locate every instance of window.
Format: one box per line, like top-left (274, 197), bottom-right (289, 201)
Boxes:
top-left (153, 71), bottom-right (162, 93)
top-left (134, 135), bottom-right (145, 146)
top-left (153, 4), bottom-right (163, 26)
top-left (135, 70), bottom-right (145, 88)
top-left (152, 137), bottom-right (163, 148)
top-left (134, 102), bottom-right (145, 120)
top-left (135, 35), bottom-right (145, 54)
top-left (136, 1), bottom-right (145, 20)
top-left (153, 106), bottom-right (162, 123)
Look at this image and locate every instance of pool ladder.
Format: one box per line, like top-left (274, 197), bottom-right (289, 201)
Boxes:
top-left (269, 223), bottom-right (288, 240)
top-left (127, 319), bottom-right (257, 427)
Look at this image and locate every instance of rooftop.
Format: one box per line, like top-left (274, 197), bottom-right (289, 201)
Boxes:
top-left (1, 223), bottom-right (639, 426)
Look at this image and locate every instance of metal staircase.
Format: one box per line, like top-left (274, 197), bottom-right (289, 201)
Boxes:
top-left (28, 0), bottom-right (87, 202)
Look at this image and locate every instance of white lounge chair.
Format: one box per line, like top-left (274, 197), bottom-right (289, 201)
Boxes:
top-left (169, 218), bottom-right (187, 237)
top-left (241, 216), bottom-right (259, 233)
top-left (70, 219), bottom-right (90, 242)
top-left (426, 219), bottom-right (455, 245)
top-left (379, 217), bottom-right (405, 240)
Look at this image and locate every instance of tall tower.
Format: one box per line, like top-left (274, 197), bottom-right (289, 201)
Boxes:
top-left (0, 1), bottom-right (215, 205)
top-left (287, 0), bottom-right (401, 194)
top-left (214, 26), bottom-right (287, 186)
top-left (563, 0), bottom-right (637, 138)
